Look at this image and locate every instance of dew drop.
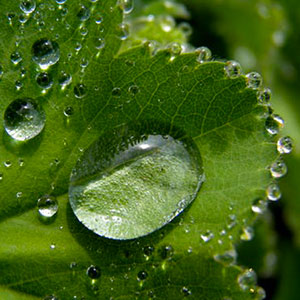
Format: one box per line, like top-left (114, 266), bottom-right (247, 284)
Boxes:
top-left (36, 72), bottom-right (53, 89)
top-left (143, 245), bottom-right (154, 257)
top-left (74, 83), bottom-right (87, 98)
top-left (15, 80), bottom-right (23, 91)
top-left (137, 270), bottom-right (148, 281)
top-left (69, 126), bottom-right (204, 240)
top-left (20, 0), bottom-right (36, 14)
top-left (251, 199), bottom-right (267, 214)
top-left (267, 183), bottom-right (281, 201)
top-left (37, 195), bottom-right (58, 218)
top-left (265, 115), bottom-right (284, 135)
top-left (11, 51), bottom-right (22, 65)
top-left (277, 136), bottom-right (293, 154)
top-left (43, 295), bottom-right (58, 300)
top-left (195, 47), bottom-right (211, 63)
top-left (64, 106), bottom-right (74, 117)
top-left (0, 65), bottom-right (3, 79)
top-left (4, 98), bottom-right (45, 141)
top-left (270, 159), bottom-right (287, 178)
top-left (4, 160), bottom-right (12, 168)
top-left (181, 287), bottom-right (192, 296)
top-left (227, 214), bottom-right (237, 230)
top-left (56, 0), bottom-right (67, 4)
top-left (200, 230), bottom-right (214, 242)
top-left (240, 226), bottom-right (254, 241)
top-left (118, 23), bottom-right (129, 40)
top-left (257, 88), bottom-right (271, 105)
top-left (50, 243), bottom-right (56, 249)
top-left (77, 5), bottom-right (90, 21)
top-left (237, 269), bottom-right (257, 291)
top-left (120, 0), bottom-right (134, 14)
top-left (245, 72), bottom-right (263, 89)
top-left (128, 85), bottom-right (139, 96)
top-left (87, 265), bottom-right (101, 279)
top-left (168, 42), bottom-right (182, 56)
top-left (32, 38), bottom-right (60, 70)
top-left (178, 22), bottom-right (192, 37)
top-left (160, 245), bottom-right (173, 259)
top-left (112, 87), bottom-right (121, 97)
top-left (94, 37), bottom-right (105, 50)
top-left (224, 61), bottom-right (242, 78)
top-left (58, 71), bottom-right (72, 88)
top-left (214, 249), bottom-right (237, 266)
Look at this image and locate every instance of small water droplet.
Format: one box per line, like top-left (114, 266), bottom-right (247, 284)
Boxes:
top-left (137, 270), bottom-right (148, 281)
top-left (240, 226), bottom-right (254, 241)
top-left (277, 136), bottom-right (293, 154)
top-left (64, 106), bottom-right (74, 117)
top-left (118, 23), bottom-right (129, 40)
top-left (32, 39), bottom-right (60, 70)
top-left (214, 249), bottom-right (237, 266)
top-left (237, 269), bottom-right (257, 291)
top-left (245, 72), bottom-right (262, 89)
top-left (128, 85), bottom-right (139, 96)
top-left (58, 71), bottom-right (72, 88)
top-left (15, 80), bottom-right (23, 91)
top-left (0, 173), bottom-right (3, 181)
top-left (168, 42), bottom-right (182, 56)
top-left (224, 61), bottom-right (242, 78)
top-left (181, 287), bottom-right (192, 297)
top-left (36, 72), bottom-right (53, 89)
top-left (195, 47), bottom-right (211, 63)
top-left (227, 214), bottom-right (237, 230)
top-left (56, 0), bottom-right (67, 4)
top-left (251, 199), bottom-right (267, 214)
top-left (77, 5), bottom-right (90, 21)
top-left (79, 26), bottom-right (88, 36)
top-left (11, 51), bottom-right (22, 65)
top-left (20, 0), bottom-right (36, 14)
top-left (43, 295), bottom-right (58, 300)
top-left (74, 83), bottom-right (87, 98)
top-left (200, 230), bottom-right (214, 242)
top-left (37, 195), bottom-right (58, 218)
top-left (160, 245), bottom-right (173, 259)
top-left (178, 22), bottom-right (192, 37)
top-left (95, 12), bottom-right (103, 24)
top-left (257, 88), bottom-right (271, 105)
top-left (112, 87), bottom-right (121, 97)
top-left (4, 98), bottom-right (46, 141)
top-left (120, 0), bottom-right (134, 14)
top-left (4, 160), bottom-right (12, 168)
top-left (270, 159), bottom-right (287, 178)
top-left (143, 245), bottom-right (154, 257)
top-left (87, 265), bottom-right (101, 279)
top-left (265, 115), bottom-right (284, 135)
top-left (161, 16), bottom-right (175, 32)
top-left (0, 65), bottom-right (3, 79)
top-left (267, 183), bottom-right (281, 201)
top-left (94, 37), bottom-right (105, 50)
top-left (50, 243), bottom-right (56, 249)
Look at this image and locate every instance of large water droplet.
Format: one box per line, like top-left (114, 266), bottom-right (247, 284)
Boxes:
top-left (237, 269), bottom-right (257, 291)
top-left (77, 5), bottom-right (90, 21)
top-left (277, 136), bottom-right (293, 154)
top-left (251, 199), bottom-right (267, 214)
top-left (224, 61), bottom-right (242, 78)
top-left (245, 72), bottom-right (262, 89)
top-left (265, 115), bottom-right (284, 135)
top-left (270, 159), bottom-right (287, 178)
top-left (69, 125), bottom-right (204, 240)
top-left (267, 183), bottom-right (281, 201)
top-left (120, 0), bottom-right (134, 14)
top-left (4, 98), bottom-right (45, 141)
top-left (37, 195), bottom-right (58, 218)
top-left (195, 47), bottom-right (211, 63)
top-left (257, 88), bottom-right (271, 105)
top-left (20, 0), bottom-right (36, 14)
top-left (32, 39), bottom-right (60, 70)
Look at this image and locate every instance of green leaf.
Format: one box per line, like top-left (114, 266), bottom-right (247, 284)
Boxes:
top-left (0, 0), bottom-right (279, 299)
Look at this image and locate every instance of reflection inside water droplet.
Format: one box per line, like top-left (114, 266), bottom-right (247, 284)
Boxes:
top-left (69, 124), bottom-right (204, 240)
